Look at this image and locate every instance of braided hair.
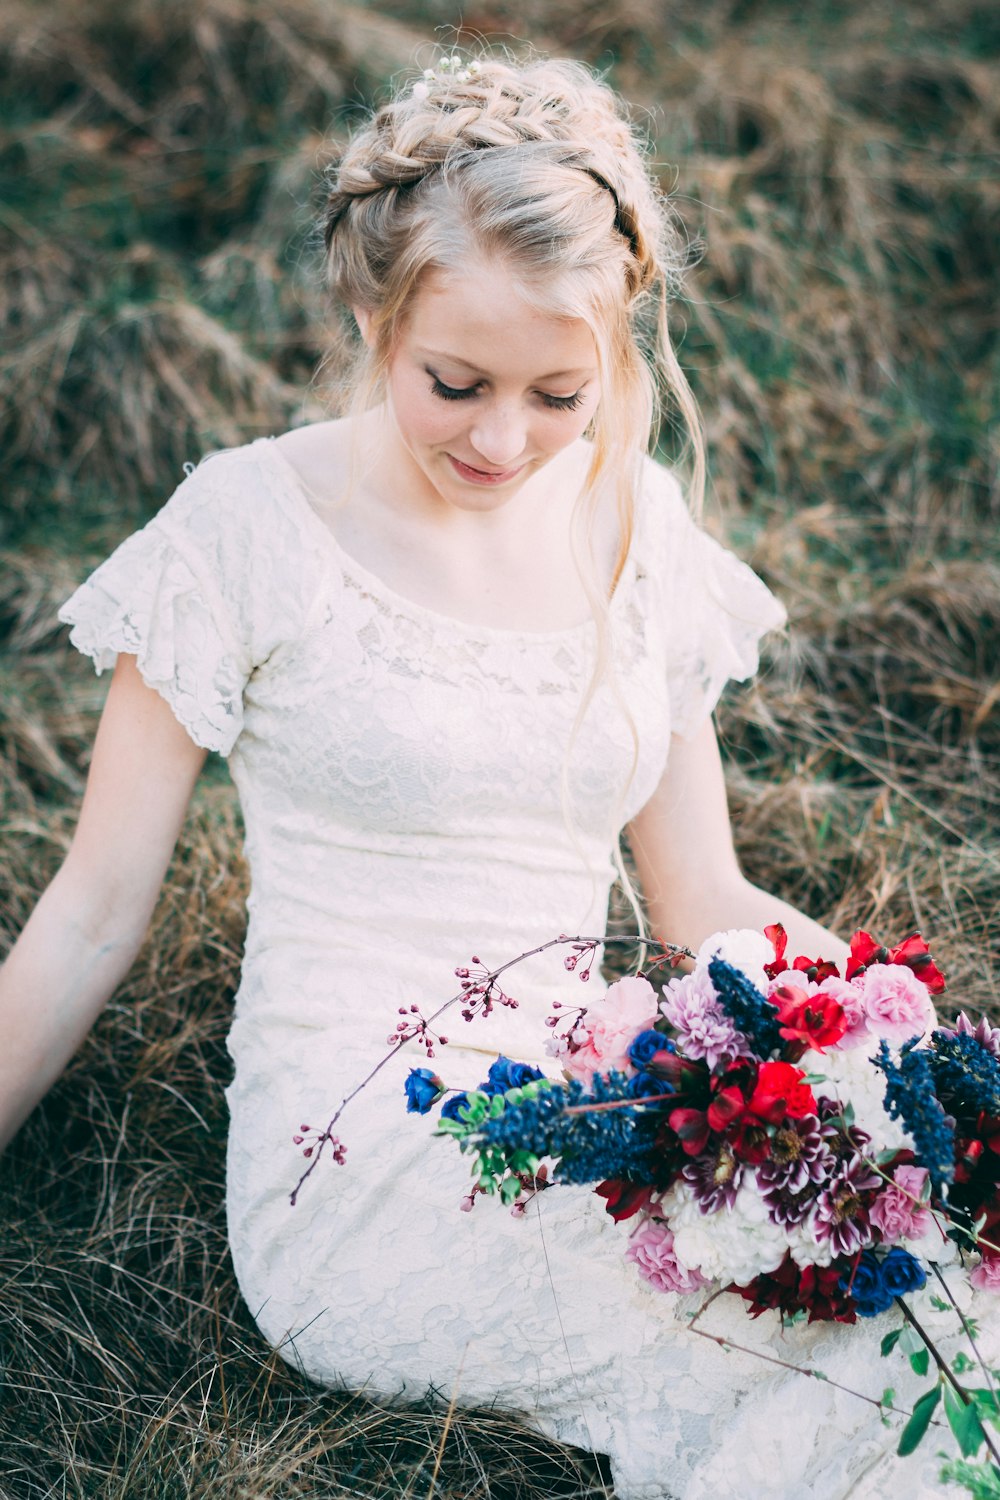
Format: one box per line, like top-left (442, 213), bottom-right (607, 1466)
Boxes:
top-left (322, 53), bottom-right (702, 533)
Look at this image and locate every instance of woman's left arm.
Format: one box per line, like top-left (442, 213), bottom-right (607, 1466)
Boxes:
top-left (626, 716), bottom-right (850, 967)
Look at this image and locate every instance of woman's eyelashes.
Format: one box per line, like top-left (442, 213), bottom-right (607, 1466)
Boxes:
top-left (427, 373), bottom-right (585, 412)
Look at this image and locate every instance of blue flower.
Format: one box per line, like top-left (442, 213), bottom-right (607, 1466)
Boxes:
top-left (484, 1056), bottom-right (545, 1094)
top-left (628, 1029), bottom-right (674, 1070)
top-left (845, 1251), bottom-right (894, 1318)
top-left (874, 1039), bottom-right (955, 1191)
top-left (440, 1091), bottom-right (470, 1121)
top-left (404, 1067), bottom-right (444, 1114)
top-left (629, 1070), bottom-right (674, 1098)
top-left (880, 1246), bottom-right (927, 1299)
top-left (930, 1030), bottom-right (1000, 1117)
top-left (708, 958), bottom-right (781, 1057)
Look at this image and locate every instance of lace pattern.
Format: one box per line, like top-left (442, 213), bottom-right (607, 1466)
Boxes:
top-left (65, 438), bottom-right (974, 1500)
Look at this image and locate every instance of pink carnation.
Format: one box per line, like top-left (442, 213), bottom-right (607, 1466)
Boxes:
top-left (860, 962), bottom-right (936, 1043)
top-left (562, 975), bottom-right (658, 1084)
top-left (869, 1165), bottom-right (932, 1241)
top-left (970, 1256), bottom-right (1000, 1293)
top-left (768, 972), bottom-right (871, 1050)
top-left (625, 1220), bottom-right (710, 1295)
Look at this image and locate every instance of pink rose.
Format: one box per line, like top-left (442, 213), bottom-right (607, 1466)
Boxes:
top-left (625, 1220), bottom-right (710, 1295)
top-left (869, 1165), bottom-right (932, 1241)
top-left (562, 975), bottom-right (658, 1084)
top-left (861, 963), bottom-right (936, 1044)
top-left (970, 1256), bottom-right (1000, 1292)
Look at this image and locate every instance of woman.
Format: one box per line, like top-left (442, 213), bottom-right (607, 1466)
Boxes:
top-left (0, 52), bottom-right (959, 1499)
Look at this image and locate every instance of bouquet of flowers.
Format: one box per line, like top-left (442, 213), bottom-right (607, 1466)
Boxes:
top-left (404, 925), bottom-right (1000, 1333)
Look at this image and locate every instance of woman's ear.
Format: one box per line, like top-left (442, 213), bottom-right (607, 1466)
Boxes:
top-left (353, 306), bottom-right (375, 347)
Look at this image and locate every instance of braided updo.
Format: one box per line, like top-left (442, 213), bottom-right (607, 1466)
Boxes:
top-left (322, 52), bottom-right (703, 535)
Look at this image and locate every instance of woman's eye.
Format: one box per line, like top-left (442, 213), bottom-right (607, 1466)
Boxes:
top-left (430, 376), bottom-right (478, 401)
top-left (540, 391), bottom-right (585, 412)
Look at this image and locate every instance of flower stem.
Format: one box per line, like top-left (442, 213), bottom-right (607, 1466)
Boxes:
top-left (290, 931), bottom-right (692, 1203)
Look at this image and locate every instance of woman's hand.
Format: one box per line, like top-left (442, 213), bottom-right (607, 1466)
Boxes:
top-left (627, 716), bottom-right (849, 967)
top-left (0, 654), bottom-right (208, 1150)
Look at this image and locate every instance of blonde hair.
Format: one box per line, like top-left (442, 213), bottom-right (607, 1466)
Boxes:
top-left (322, 51), bottom-right (705, 930)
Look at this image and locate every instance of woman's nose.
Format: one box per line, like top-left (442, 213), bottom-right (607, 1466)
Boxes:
top-left (468, 403), bottom-right (527, 468)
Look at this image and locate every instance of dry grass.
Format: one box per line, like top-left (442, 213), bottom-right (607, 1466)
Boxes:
top-left (0, 0), bottom-right (997, 1494)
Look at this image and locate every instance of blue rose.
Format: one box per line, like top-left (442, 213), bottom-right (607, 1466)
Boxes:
top-left (845, 1252), bottom-right (894, 1318)
top-left (628, 1029), bottom-right (674, 1070)
top-left (880, 1246), bottom-right (927, 1299)
top-left (404, 1067), bottom-right (444, 1114)
top-left (440, 1091), bottom-right (470, 1121)
top-left (484, 1056), bottom-right (545, 1094)
top-left (629, 1070), bottom-right (674, 1098)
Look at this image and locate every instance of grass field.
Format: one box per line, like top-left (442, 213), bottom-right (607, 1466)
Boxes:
top-left (1, 0), bottom-right (997, 1494)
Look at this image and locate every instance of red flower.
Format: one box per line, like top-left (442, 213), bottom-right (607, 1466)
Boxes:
top-left (668, 1106), bottom-right (712, 1157)
top-left (764, 922), bottom-right (841, 984)
top-left (772, 984), bottom-right (847, 1052)
top-left (736, 1254), bottom-right (857, 1323)
top-left (748, 1061), bottom-right (816, 1124)
top-left (846, 929), bottom-right (946, 993)
top-left (595, 1180), bottom-right (653, 1222)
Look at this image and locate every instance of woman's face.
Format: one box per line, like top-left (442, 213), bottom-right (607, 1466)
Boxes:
top-left (365, 260), bottom-right (601, 515)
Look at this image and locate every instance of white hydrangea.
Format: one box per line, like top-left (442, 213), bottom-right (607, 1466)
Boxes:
top-left (661, 1179), bottom-right (789, 1286)
top-left (798, 1043), bottom-right (914, 1155)
top-left (695, 928), bottom-right (773, 993)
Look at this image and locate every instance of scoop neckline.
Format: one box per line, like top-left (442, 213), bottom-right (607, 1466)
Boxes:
top-left (257, 435), bottom-right (636, 643)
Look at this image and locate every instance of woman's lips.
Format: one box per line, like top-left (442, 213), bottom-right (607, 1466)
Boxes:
top-left (447, 454), bottom-right (525, 485)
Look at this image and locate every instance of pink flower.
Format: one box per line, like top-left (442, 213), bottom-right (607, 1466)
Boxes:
top-left (625, 1220), bottom-right (710, 1295)
top-left (970, 1256), bottom-right (1000, 1292)
top-left (869, 1165), bottom-right (932, 1241)
top-left (561, 975), bottom-right (658, 1083)
top-left (662, 968), bottom-right (746, 1070)
top-left (860, 963), bottom-right (936, 1044)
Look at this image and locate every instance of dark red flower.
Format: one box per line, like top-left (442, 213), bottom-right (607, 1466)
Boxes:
top-left (748, 1061), bottom-right (816, 1124)
top-left (595, 1180), bottom-right (653, 1222)
top-left (772, 984), bottom-right (847, 1052)
top-left (736, 1253), bottom-right (857, 1323)
top-left (668, 1106), bottom-right (712, 1157)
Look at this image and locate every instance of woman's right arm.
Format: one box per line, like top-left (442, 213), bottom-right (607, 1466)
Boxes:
top-left (0, 653), bottom-right (208, 1150)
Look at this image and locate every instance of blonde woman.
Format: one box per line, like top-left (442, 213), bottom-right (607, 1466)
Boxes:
top-left (0, 52), bottom-right (959, 1500)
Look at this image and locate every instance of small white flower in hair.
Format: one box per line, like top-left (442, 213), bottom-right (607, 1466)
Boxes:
top-left (413, 52), bottom-right (478, 95)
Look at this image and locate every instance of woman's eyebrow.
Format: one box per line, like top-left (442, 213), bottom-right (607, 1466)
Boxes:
top-left (419, 350), bottom-right (596, 381)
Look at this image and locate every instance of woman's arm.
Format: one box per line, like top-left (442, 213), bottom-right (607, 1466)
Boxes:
top-left (0, 653), bottom-right (208, 1149)
top-left (627, 716), bottom-right (850, 967)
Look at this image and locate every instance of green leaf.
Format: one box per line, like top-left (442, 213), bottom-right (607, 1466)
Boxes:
top-left (880, 1388), bottom-right (896, 1426)
top-left (898, 1385), bottom-right (941, 1457)
top-left (899, 1324), bottom-right (924, 1357)
top-left (930, 1294), bottom-right (950, 1313)
top-left (945, 1383), bottom-right (989, 1459)
top-left (910, 1348), bottom-right (931, 1377)
top-left (499, 1176), bottom-right (522, 1207)
top-left (881, 1329), bottom-right (902, 1358)
top-left (954, 1353), bottom-right (977, 1375)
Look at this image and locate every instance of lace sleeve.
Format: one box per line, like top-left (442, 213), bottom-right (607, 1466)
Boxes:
top-left (641, 459), bottom-right (788, 739)
top-left (57, 446), bottom-right (315, 756)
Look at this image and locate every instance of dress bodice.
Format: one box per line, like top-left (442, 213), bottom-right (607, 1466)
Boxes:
top-left (59, 437), bottom-right (785, 1067)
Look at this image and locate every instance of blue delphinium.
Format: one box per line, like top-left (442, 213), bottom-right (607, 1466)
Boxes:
top-left (708, 958), bottom-right (782, 1057)
top-left (930, 1030), bottom-right (1000, 1117)
top-left (873, 1039), bottom-right (955, 1191)
top-left (475, 1070), bottom-right (664, 1186)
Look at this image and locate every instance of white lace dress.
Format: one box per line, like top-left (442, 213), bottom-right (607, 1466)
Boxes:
top-left (59, 438), bottom-right (970, 1499)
